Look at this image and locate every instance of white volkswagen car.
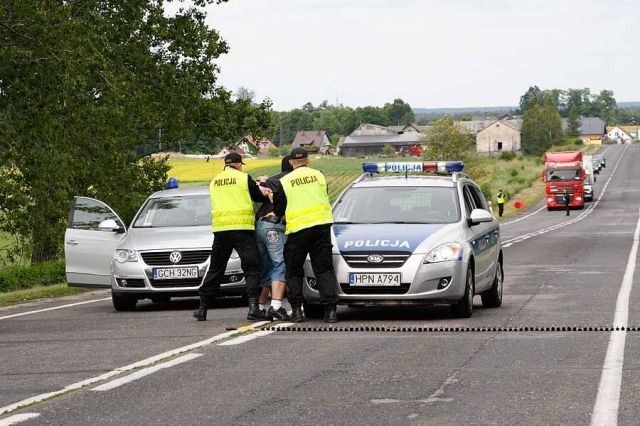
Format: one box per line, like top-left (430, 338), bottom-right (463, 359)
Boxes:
top-left (64, 185), bottom-right (245, 311)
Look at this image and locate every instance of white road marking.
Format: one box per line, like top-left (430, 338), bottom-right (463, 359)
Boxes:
top-left (218, 322), bottom-right (293, 346)
top-left (92, 353), bottom-right (203, 391)
top-left (0, 413), bottom-right (40, 425)
top-left (502, 146), bottom-right (627, 248)
top-left (590, 201), bottom-right (640, 425)
top-left (0, 297), bottom-right (111, 320)
top-left (0, 321), bottom-right (268, 416)
top-left (501, 205), bottom-right (546, 226)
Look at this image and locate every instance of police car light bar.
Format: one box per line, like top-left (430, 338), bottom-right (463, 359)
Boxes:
top-left (166, 177), bottom-right (180, 189)
top-left (362, 161), bottom-right (464, 174)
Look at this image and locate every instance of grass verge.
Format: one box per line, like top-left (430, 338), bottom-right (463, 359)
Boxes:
top-left (0, 283), bottom-right (88, 307)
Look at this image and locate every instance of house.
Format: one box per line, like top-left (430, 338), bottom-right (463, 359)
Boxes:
top-left (606, 126), bottom-right (636, 143)
top-left (339, 132), bottom-right (424, 157)
top-left (256, 138), bottom-right (277, 155)
top-left (561, 117), bottom-right (606, 145)
top-left (476, 119), bottom-right (523, 155)
top-left (292, 130), bottom-right (333, 154)
top-left (212, 144), bottom-right (250, 159)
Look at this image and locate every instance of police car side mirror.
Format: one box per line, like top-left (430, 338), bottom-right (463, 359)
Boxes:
top-left (468, 209), bottom-right (493, 226)
top-left (98, 219), bottom-right (125, 233)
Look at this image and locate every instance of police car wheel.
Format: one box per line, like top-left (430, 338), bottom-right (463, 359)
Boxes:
top-left (452, 267), bottom-right (474, 318)
top-left (303, 302), bottom-right (324, 319)
top-left (481, 259), bottom-right (503, 308)
top-left (112, 292), bottom-right (137, 311)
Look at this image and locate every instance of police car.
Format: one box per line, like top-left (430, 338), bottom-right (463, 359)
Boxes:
top-left (64, 182), bottom-right (245, 311)
top-left (303, 161), bottom-right (503, 318)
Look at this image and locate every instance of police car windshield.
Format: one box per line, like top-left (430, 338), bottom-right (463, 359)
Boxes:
top-left (547, 169), bottom-right (580, 181)
top-left (333, 187), bottom-right (460, 224)
top-left (133, 195), bottom-right (211, 228)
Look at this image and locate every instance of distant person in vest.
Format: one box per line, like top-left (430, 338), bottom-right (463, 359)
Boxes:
top-left (273, 147), bottom-right (339, 323)
top-left (194, 152), bottom-right (272, 321)
top-left (496, 189), bottom-right (506, 217)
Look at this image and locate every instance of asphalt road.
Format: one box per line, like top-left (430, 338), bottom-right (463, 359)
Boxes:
top-left (1, 144), bottom-right (639, 425)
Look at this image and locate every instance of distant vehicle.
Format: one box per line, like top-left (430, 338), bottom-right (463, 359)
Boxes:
top-left (303, 161), bottom-right (503, 319)
top-left (542, 151), bottom-right (586, 211)
top-left (591, 157), bottom-right (601, 174)
top-left (593, 154), bottom-right (606, 169)
top-left (64, 185), bottom-right (245, 311)
top-left (583, 155), bottom-right (597, 182)
top-left (583, 175), bottom-right (595, 202)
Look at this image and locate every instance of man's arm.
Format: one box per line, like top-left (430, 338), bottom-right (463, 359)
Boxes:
top-left (273, 181), bottom-right (287, 217)
top-left (247, 175), bottom-right (270, 202)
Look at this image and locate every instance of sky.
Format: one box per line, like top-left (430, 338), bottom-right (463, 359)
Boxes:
top-left (174, 0), bottom-right (640, 110)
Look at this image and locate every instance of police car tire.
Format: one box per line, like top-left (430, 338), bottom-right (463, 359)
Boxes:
top-left (303, 302), bottom-right (324, 319)
top-left (481, 259), bottom-right (503, 308)
top-left (452, 268), bottom-right (474, 318)
top-left (112, 292), bottom-right (137, 311)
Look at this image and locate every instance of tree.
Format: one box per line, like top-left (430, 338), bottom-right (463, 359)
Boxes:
top-left (567, 106), bottom-right (581, 137)
top-left (0, 0), bottom-right (270, 262)
top-left (521, 98), bottom-right (563, 156)
top-left (382, 144), bottom-right (396, 156)
top-left (383, 98), bottom-right (415, 125)
top-left (519, 86), bottom-right (542, 113)
top-left (593, 90), bottom-right (617, 123)
top-left (422, 117), bottom-right (472, 161)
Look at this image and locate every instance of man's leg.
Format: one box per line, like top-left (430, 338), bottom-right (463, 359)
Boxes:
top-left (233, 231), bottom-right (267, 320)
top-left (265, 223), bottom-right (288, 320)
top-left (196, 232), bottom-right (233, 320)
top-left (256, 221), bottom-right (273, 312)
top-left (498, 203), bottom-right (504, 217)
top-left (284, 230), bottom-right (309, 322)
top-left (308, 225), bottom-right (339, 323)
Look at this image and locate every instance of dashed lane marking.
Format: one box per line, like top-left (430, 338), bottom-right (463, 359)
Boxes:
top-left (0, 297), bottom-right (111, 320)
top-left (0, 414), bottom-right (40, 425)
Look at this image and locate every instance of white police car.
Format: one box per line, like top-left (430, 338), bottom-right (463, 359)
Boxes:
top-left (303, 161), bottom-right (503, 318)
top-left (64, 182), bottom-right (245, 311)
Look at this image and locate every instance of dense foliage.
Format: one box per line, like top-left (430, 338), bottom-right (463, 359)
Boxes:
top-left (421, 117), bottom-right (473, 161)
top-left (521, 92), bottom-right (563, 156)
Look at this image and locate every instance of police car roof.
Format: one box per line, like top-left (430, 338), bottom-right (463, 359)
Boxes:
top-left (352, 175), bottom-right (457, 188)
top-left (149, 185), bottom-right (209, 198)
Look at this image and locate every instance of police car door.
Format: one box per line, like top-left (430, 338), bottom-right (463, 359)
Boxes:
top-left (463, 185), bottom-right (494, 290)
top-left (65, 196), bottom-right (127, 287)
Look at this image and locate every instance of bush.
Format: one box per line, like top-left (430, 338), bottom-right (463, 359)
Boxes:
top-left (480, 182), bottom-right (492, 201)
top-left (510, 168), bottom-right (519, 177)
top-left (382, 144), bottom-right (396, 156)
top-left (499, 151), bottom-right (516, 161)
top-left (0, 260), bottom-right (65, 292)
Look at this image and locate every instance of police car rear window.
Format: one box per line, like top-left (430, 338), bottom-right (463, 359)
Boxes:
top-left (333, 187), bottom-right (460, 224)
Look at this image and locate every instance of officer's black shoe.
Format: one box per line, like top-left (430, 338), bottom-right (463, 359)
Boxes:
top-left (290, 305), bottom-right (306, 323)
top-left (268, 306), bottom-right (290, 321)
top-left (247, 299), bottom-right (270, 321)
top-left (193, 304), bottom-right (207, 321)
top-left (324, 305), bottom-right (338, 324)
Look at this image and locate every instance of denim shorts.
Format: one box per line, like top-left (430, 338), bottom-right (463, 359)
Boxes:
top-left (256, 219), bottom-right (287, 287)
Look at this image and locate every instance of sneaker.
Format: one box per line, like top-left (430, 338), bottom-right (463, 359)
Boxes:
top-left (268, 306), bottom-right (290, 321)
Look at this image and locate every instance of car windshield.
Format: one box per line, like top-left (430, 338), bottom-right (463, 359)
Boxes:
top-left (333, 186), bottom-right (460, 224)
top-left (133, 195), bottom-right (211, 228)
top-left (547, 169), bottom-right (580, 181)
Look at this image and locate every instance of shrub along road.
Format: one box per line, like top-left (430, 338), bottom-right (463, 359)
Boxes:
top-left (1, 145), bottom-right (638, 425)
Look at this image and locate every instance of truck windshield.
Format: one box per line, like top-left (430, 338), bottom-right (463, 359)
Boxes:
top-left (133, 195), bottom-right (211, 228)
top-left (547, 169), bottom-right (580, 181)
top-left (333, 187), bottom-right (460, 224)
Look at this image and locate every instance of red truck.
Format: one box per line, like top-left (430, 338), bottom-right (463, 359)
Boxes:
top-left (542, 151), bottom-right (585, 210)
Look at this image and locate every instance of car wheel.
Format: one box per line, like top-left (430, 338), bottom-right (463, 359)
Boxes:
top-left (481, 259), bottom-right (503, 308)
top-left (112, 292), bottom-right (137, 311)
top-left (452, 267), bottom-right (474, 318)
top-left (303, 302), bottom-right (324, 319)
top-left (151, 295), bottom-right (171, 304)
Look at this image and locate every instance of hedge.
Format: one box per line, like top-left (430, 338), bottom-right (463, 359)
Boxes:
top-left (0, 260), bottom-right (66, 292)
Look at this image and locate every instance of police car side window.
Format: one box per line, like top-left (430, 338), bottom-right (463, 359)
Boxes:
top-left (462, 186), bottom-right (475, 217)
top-left (468, 185), bottom-right (488, 211)
top-left (71, 198), bottom-right (122, 230)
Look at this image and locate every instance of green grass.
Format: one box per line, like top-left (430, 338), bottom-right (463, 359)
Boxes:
top-left (0, 284), bottom-right (88, 307)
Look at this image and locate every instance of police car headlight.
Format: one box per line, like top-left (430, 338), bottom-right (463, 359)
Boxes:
top-left (115, 249), bottom-right (138, 263)
top-left (423, 243), bottom-right (462, 263)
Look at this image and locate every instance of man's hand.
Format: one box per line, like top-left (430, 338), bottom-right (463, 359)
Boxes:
top-left (257, 175), bottom-right (268, 183)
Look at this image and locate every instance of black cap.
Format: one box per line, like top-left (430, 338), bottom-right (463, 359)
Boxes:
top-left (290, 147), bottom-right (308, 159)
top-left (224, 152), bottom-right (245, 165)
top-left (281, 155), bottom-right (293, 172)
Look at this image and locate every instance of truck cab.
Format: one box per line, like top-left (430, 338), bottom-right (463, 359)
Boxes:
top-left (543, 151), bottom-right (585, 210)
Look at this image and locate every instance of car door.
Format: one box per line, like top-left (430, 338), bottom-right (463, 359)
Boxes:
top-left (462, 185), bottom-right (492, 290)
top-left (467, 184), bottom-right (499, 290)
top-left (65, 196), bottom-right (127, 287)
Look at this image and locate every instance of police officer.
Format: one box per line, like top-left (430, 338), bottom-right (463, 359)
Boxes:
top-left (563, 188), bottom-right (570, 216)
top-left (496, 189), bottom-right (505, 217)
top-left (273, 148), bottom-right (339, 323)
top-left (194, 152), bottom-right (271, 321)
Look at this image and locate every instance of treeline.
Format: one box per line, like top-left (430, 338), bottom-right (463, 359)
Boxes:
top-left (520, 86), bottom-right (620, 123)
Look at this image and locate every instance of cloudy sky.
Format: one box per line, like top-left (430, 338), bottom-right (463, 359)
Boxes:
top-left (186, 0), bottom-right (639, 110)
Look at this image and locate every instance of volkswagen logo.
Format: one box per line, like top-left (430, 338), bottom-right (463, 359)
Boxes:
top-left (169, 251), bottom-right (182, 264)
top-left (367, 254), bottom-right (384, 263)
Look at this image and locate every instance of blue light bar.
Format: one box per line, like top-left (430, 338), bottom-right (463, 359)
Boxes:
top-left (362, 161), bottom-right (464, 174)
top-left (166, 177), bottom-right (179, 189)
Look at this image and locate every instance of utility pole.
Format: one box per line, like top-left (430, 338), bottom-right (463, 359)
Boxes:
top-left (279, 112), bottom-right (284, 146)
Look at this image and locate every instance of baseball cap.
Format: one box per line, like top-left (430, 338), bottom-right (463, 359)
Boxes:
top-left (224, 152), bottom-right (246, 165)
top-left (290, 147), bottom-right (308, 159)
top-left (281, 155), bottom-right (294, 172)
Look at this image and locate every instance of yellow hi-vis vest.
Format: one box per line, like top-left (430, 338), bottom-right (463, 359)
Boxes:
top-left (281, 166), bottom-right (333, 235)
top-left (496, 192), bottom-right (505, 204)
top-left (210, 167), bottom-right (254, 232)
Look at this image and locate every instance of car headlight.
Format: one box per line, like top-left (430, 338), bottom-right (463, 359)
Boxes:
top-left (115, 249), bottom-right (138, 263)
top-left (423, 243), bottom-right (462, 263)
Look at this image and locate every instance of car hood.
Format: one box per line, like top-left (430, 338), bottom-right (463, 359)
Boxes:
top-left (333, 223), bottom-right (448, 254)
top-left (120, 226), bottom-right (213, 251)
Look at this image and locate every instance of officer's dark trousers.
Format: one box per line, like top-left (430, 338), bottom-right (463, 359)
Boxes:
top-left (498, 203), bottom-right (504, 217)
top-left (199, 230), bottom-right (260, 306)
top-left (284, 224), bottom-right (338, 307)
top-left (565, 203), bottom-right (570, 216)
